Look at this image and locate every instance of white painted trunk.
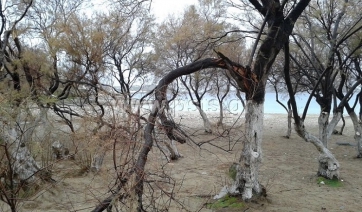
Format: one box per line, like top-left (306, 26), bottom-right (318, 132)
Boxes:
top-left (317, 111), bottom-right (342, 148)
top-left (0, 108), bottom-right (48, 182)
top-left (195, 105), bottom-right (212, 133)
top-left (326, 111), bottom-right (342, 139)
top-left (91, 152), bottom-right (106, 172)
top-left (229, 101), bottom-right (264, 200)
top-left (3, 128), bottom-right (41, 181)
top-left (318, 112), bottom-right (330, 147)
top-left (161, 140), bottom-right (182, 161)
top-left (295, 120), bottom-right (339, 179)
top-left (21, 108), bottom-right (49, 144)
top-left (348, 112), bottom-right (362, 158)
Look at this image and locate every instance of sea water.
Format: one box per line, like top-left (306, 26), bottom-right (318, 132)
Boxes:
top-left (165, 92), bottom-right (360, 115)
top-left (134, 92), bottom-right (360, 115)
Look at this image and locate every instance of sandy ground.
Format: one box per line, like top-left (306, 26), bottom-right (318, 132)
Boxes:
top-left (1, 112), bottom-right (362, 212)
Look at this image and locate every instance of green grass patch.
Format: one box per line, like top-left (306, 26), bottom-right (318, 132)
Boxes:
top-left (207, 195), bottom-right (244, 209)
top-left (317, 177), bottom-right (343, 187)
top-left (228, 163), bottom-right (238, 180)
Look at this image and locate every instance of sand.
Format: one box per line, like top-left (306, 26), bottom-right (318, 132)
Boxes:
top-left (2, 112), bottom-right (362, 212)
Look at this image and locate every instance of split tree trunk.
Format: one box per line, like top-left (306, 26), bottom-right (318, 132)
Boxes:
top-left (318, 111), bottom-right (342, 148)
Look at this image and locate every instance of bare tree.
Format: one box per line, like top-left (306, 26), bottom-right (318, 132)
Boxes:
top-left (154, 1), bottom-right (235, 133)
top-left (290, 0), bottom-right (362, 147)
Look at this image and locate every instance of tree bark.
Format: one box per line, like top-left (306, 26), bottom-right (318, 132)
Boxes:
top-left (2, 127), bottom-right (41, 182)
top-left (217, 101), bottom-right (224, 127)
top-left (91, 152), bottom-right (106, 172)
top-left (327, 111), bottom-right (342, 139)
top-left (348, 112), bottom-right (362, 158)
top-left (318, 112), bottom-right (329, 147)
top-left (233, 101), bottom-right (264, 199)
top-left (195, 104), bottom-right (212, 133)
top-left (317, 110), bottom-right (343, 148)
top-left (294, 120), bottom-right (339, 179)
top-left (286, 109), bottom-right (292, 138)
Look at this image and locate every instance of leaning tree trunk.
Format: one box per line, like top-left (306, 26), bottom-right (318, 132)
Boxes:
top-left (295, 120), bottom-right (339, 179)
top-left (326, 111), bottom-right (342, 139)
top-left (284, 36), bottom-right (340, 179)
top-left (195, 104), bottom-right (212, 133)
top-left (231, 101), bottom-right (264, 199)
top-left (348, 112), bottom-right (362, 158)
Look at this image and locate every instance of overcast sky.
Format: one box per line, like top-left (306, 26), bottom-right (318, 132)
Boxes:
top-left (150, 0), bottom-right (198, 21)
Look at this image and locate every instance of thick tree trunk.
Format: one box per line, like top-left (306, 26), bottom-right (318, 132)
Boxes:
top-left (3, 128), bottom-right (41, 182)
top-left (195, 104), bottom-right (212, 133)
top-left (318, 111), bottom-right (342, 147)
top-left (318, 112), bottom-right (330, 147)
top-left (1, 108), bottom-right (48, 182)
top-left (295, 120), bottom-right (339, 179)
top-left (348, 112), bottom-right (362, 158)
top-left (227, 101), bottom-right (264, 200)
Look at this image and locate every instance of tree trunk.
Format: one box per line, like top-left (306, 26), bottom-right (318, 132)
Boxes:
top-left (91, 152), bottom-right (106, 172)
top-left (337, 115), bottom-right (345, 135)
top-left (318, 112), bottom-right (330, 147)
top-left (217, 100), bottom-right (224, 127)
top-left (318, 111), bottom-right (342, 147)
top-left (295, 120), bottom-right (339, 179)
top-left (348, 112), bottom-right (362, 158)
top-left (1, 108), bottom-right (47, 183)
top-left (3, 128), bottom-right (41, 182)
top-left (235, 89), bottom-right (246, 114)
top-left (326, 111), bottom-right (342, 139)
top-left (160, 139), bottom-right (182, 161)
top-left (195, 104), bottom-right (212, 133)
top-left (228, 101), bottom-right (264, 200)
top-left (21, 108), bottom-right (49, 143)
top-left (286, 109), bottom-right (292, 138)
